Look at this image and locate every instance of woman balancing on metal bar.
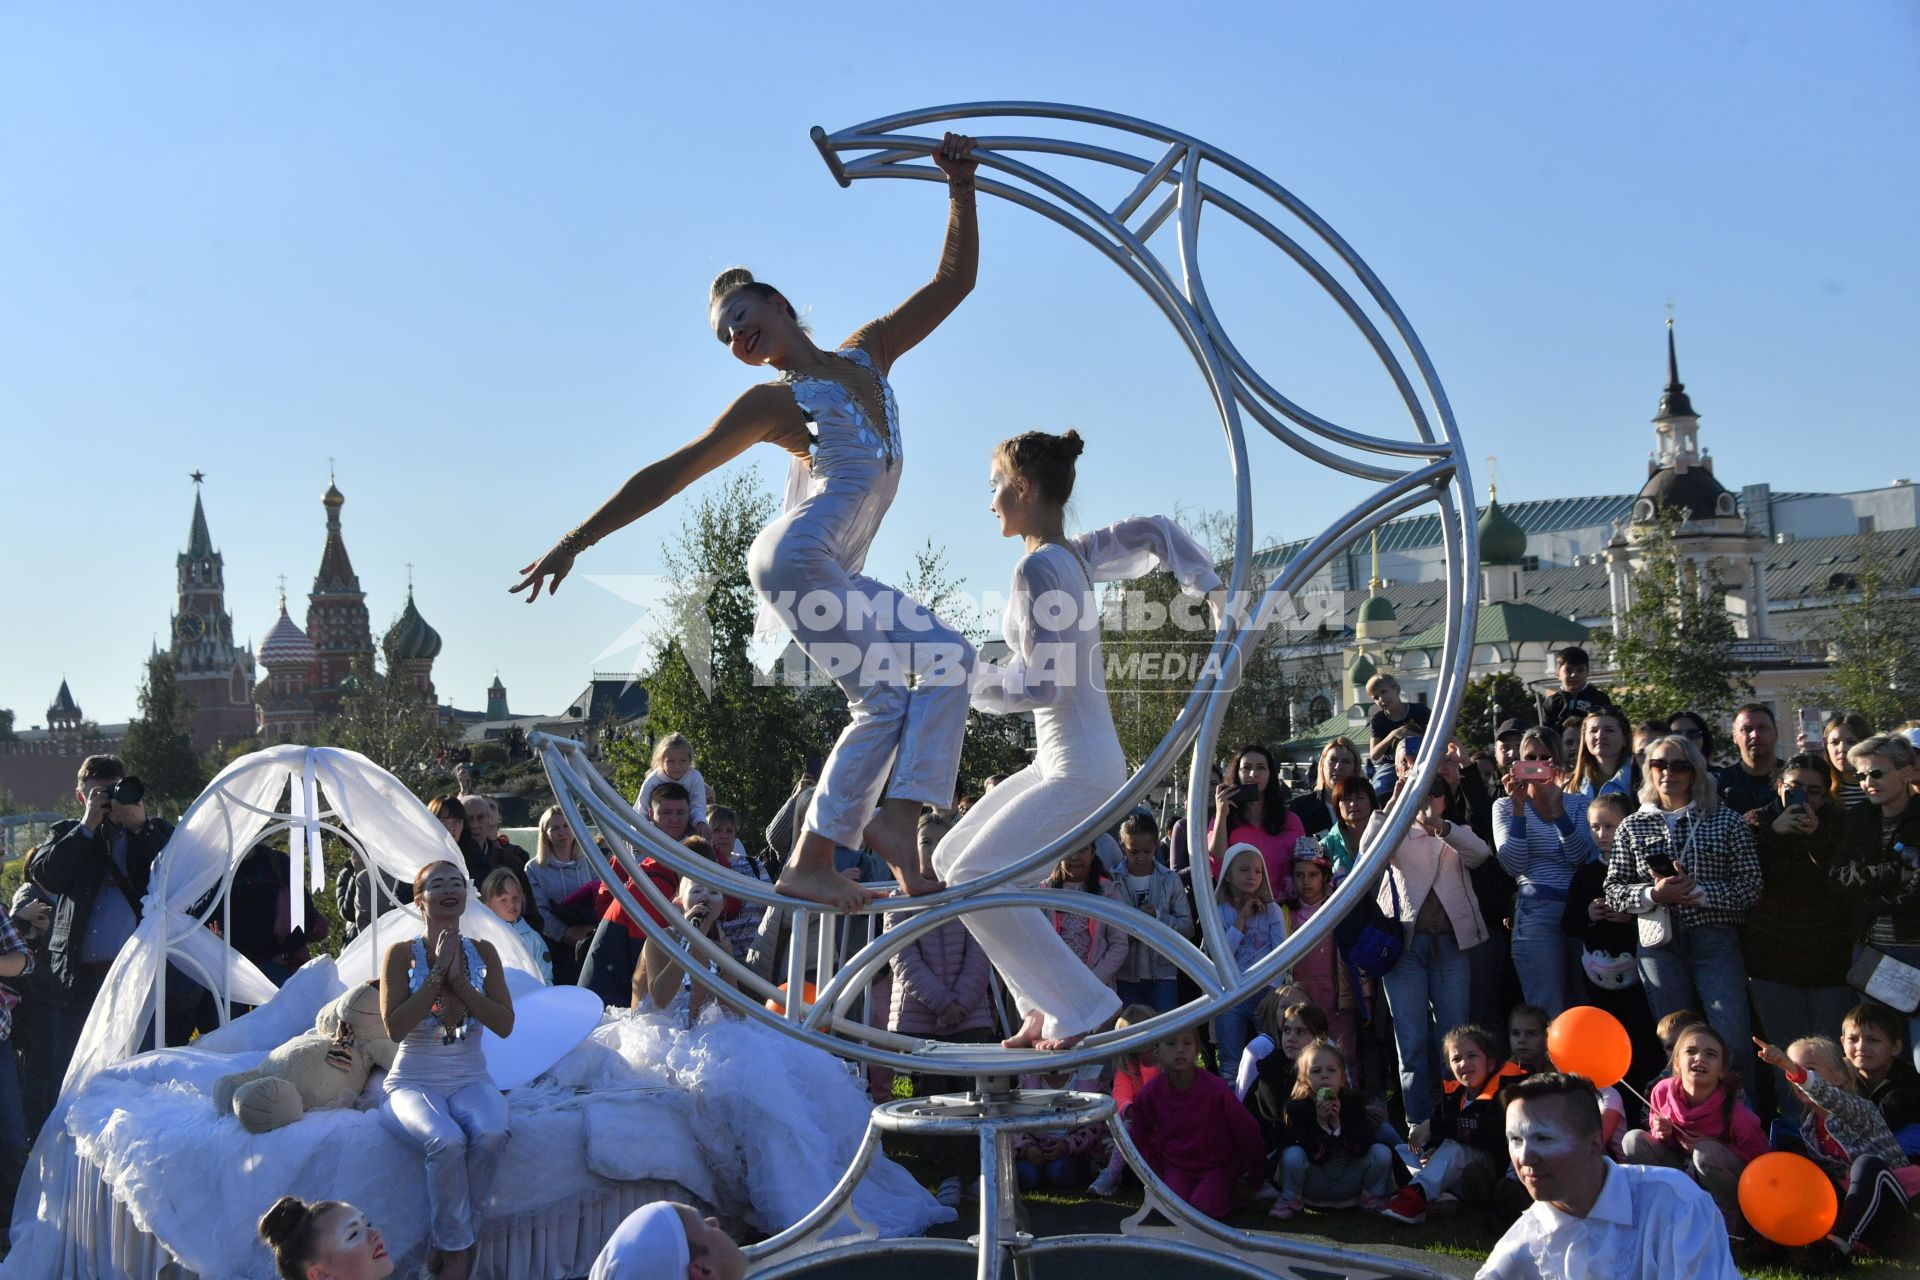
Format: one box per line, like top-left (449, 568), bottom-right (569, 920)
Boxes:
top-left (513, 134), bottom-right (981, 913)
top-left (935, 429), bottom-right (1223, 1050)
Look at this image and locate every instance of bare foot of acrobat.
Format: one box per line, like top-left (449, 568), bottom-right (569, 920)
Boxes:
top-left (1002, 1009), bottom-right (1046, 1049)
top-left (1035, 1029), bottom-right (1088, 1052)
top-left (775, 863), bottom-right (877, 914)
top-left (863, 805), bottom-right (943, 895)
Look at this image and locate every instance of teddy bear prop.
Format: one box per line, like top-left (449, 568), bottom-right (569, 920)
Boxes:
top-left (212, 981), bottom-right (398, 1133)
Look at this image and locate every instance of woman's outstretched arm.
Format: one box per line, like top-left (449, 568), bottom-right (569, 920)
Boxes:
top-left (511, 383), bottom-right (797, 601)
top-left (847, 133), bottom-right (980, 375)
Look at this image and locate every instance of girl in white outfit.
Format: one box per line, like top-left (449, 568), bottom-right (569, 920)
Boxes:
top-left (935, 429), bottom-right (1223, 1050)
top-left (379, 861), bottom-right (516, 1280)
top-left (515, 134), bottom-right (983, 913)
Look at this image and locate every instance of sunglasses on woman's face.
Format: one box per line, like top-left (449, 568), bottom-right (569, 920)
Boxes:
top-left (1647, 758), bottom-right (1694, 774)
top-left (1855, 768), bottom-right (1894, 782)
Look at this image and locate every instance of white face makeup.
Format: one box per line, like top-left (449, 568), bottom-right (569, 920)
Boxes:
top-left (417, 863), bottom-right (468, 923)
top-left (327, 1208), bottom-right (370, 1252)
top-left (1507, 1102), bottom-right (1583, 1187)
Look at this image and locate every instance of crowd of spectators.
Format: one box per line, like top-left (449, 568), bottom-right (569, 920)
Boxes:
top-left (13, 666), bottom-right (1920, 1269)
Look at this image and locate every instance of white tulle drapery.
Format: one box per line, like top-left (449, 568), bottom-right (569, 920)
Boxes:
top-left (9, 744), bottom-right (540, 1273)
top-left (63, 744), bottom-right (535, 1094)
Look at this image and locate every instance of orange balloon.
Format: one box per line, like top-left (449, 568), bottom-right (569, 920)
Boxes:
top-left (1738, 1152), bottom-right (1838, 1247)
top-left (1545, 1006), bottom-right (1633, 1088)
top-left (765, 981), bottom-right (818, 1014)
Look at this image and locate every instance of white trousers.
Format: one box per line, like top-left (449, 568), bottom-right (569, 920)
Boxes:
top-left (380, 1081), bottom-right (511, 1251)
top-left (932, 766), bottom-right (1123, 1040)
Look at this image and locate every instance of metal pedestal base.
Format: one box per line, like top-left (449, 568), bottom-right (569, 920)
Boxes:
top-left (745, 1084), bottom-right (1449, 1280)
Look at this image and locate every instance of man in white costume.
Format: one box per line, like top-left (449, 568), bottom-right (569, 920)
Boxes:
top-left (1479, 1072), bottom-right (1741, 1280)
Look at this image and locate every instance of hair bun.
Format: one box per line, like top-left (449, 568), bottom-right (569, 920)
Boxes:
top-left (259, 1197), bottom-right (310, 1249)
top-left (1054, 429), bottom-right (1085, 460)
top-left (709, 266), bottom-right (756, 303)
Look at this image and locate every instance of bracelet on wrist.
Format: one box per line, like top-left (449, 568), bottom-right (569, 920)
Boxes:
top-left (947, 176), bottom-right (975, 193)
top-left (557, 524), bottom-right (595, 555)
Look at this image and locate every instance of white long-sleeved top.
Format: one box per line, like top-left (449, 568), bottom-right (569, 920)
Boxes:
top-left (1477, 1159), bottom-right (1740, 1280)
top-left (972, 514), bottom-right (1222, 720)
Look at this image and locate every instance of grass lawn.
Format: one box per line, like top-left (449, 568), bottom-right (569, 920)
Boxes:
top-left (880, 1128), bottom-right (1915, 1280)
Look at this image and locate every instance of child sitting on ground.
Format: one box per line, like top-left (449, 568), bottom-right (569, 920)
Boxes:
top-left (1128, 1026), bottom-right (1267, 1220)
top-left (1505, 1005), bottom-right (1550, 1074)
top-left (1381, 1024), bottom-right (1528, 1225)
top-left (1755, 1034), bottom-right (1920, 1265)
top-left (1269, 1040), bottom-right (1396, 1220)
top-left (481, 867), bottom-right (551, 984)
top-left (1620, 1023), bottom-right (1767, 1235)
top-left (1090, 1005), bottom-right (1162, 1196)
top-left (1844, 1001), bottom-right (1920, 1157)
top-left (1012, 1062), bottom-right (1108, 1192)
top-left (1239, 998), bottom-right (1329, 1155)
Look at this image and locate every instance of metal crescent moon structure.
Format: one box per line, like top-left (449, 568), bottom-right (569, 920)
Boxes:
top-left (533, 101), bottom-right (1478, 1279)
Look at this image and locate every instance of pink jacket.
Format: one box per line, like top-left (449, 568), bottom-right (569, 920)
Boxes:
top-left (1129, 1068), bottom-right (1267, 1178)
top-left (1646, 1077), bottom-right (1769, 1165)
top-left (886, 914), bottom-right (995, 1036)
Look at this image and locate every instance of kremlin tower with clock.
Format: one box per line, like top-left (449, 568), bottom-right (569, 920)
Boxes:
top-left (168, 473), bottom-right (259, 748)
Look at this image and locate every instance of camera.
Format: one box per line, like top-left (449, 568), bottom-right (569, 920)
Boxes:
top-left (90, 776), bottom-right (146, 806)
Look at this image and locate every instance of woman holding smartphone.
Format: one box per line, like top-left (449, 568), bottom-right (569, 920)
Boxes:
top-left (1492, 728), bottom-right (1596, 1018)
top-left (1602, 734), bottom-right (1762, 1099)
top-left (1206, 744), bottom-right (1305, 891)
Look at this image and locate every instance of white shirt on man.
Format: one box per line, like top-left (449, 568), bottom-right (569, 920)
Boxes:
top-left (1477, 1158), bottom-right (1740, 1280)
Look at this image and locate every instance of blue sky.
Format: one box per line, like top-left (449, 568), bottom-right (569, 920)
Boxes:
top-left (3, 3), bottom-right (1915, 728)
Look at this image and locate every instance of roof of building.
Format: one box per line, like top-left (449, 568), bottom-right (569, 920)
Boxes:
top-left (47, 680), bottom-right (80, 721)
top-left (1392, 601), bottom-right (1591, 653)
top-left (1357, 594), bottom-right (1397, 623)
top-left (386, 590), bottom-right (442, 662)
top-left (1636, 463), bottom-right (1732, 520)
top-left (185, 491), bottom-right (215, 559)
top-left (259, 601), bottom-right (318, 669)
top-left (564, 677), bottom-right (650, 725)
top-left (1277, 705), bottom-right (1369, 758)
top-left (1249, 494), bottom-right (1639, 572)
top-left (1478, 496), bottom-right (1529, 565)
top-left (1761, 525), bottom-right (1920, 601)
top-left (1655, 322), bottom-right (1698, 421)
top-left (313, 483), bottom-right (361, 595)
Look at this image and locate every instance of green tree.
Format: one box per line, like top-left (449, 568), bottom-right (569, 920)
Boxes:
top-left (0, 707), bottom-right (15, 743)
top-left (896, 538), bottom-right (1031, 791)
top-left (1809, 538), bottom-right (1920, 729)
top-left (120, 655), bottom-right (211, 815)
top-left (623, 470), bottom-right (815, 832)
top-left (1589, 512), bottom-right (1751, 730)
top-left (1458, 671), bottom-right (1532, 752)
top-left (318, 646), bottom-right (449, 793)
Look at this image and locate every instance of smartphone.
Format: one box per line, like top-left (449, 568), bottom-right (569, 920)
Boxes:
top-left (1402, 736), bottom-right (1423, 759)
top-left (1645, 851), bottom-right (1679, 878)
top-left (1512, 760), bottom-right (1554, 783)
top-left (1785, 785), bottom-right (1809, 810)
top-left (1234, 783), bottom-right (1261, 806)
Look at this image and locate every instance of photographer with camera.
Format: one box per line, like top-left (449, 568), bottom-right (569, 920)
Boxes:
top-left (26, 755), bottom-right (171, 1087)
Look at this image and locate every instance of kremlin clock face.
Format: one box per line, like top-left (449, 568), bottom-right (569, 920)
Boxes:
top-left (175, 611), bottom-right (206, 642)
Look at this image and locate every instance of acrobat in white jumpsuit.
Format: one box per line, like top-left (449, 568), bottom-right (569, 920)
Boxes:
top-left (747, 348), bottom-right (974, 850)
top-left (933, 517), bottom-right (1222, 1040)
